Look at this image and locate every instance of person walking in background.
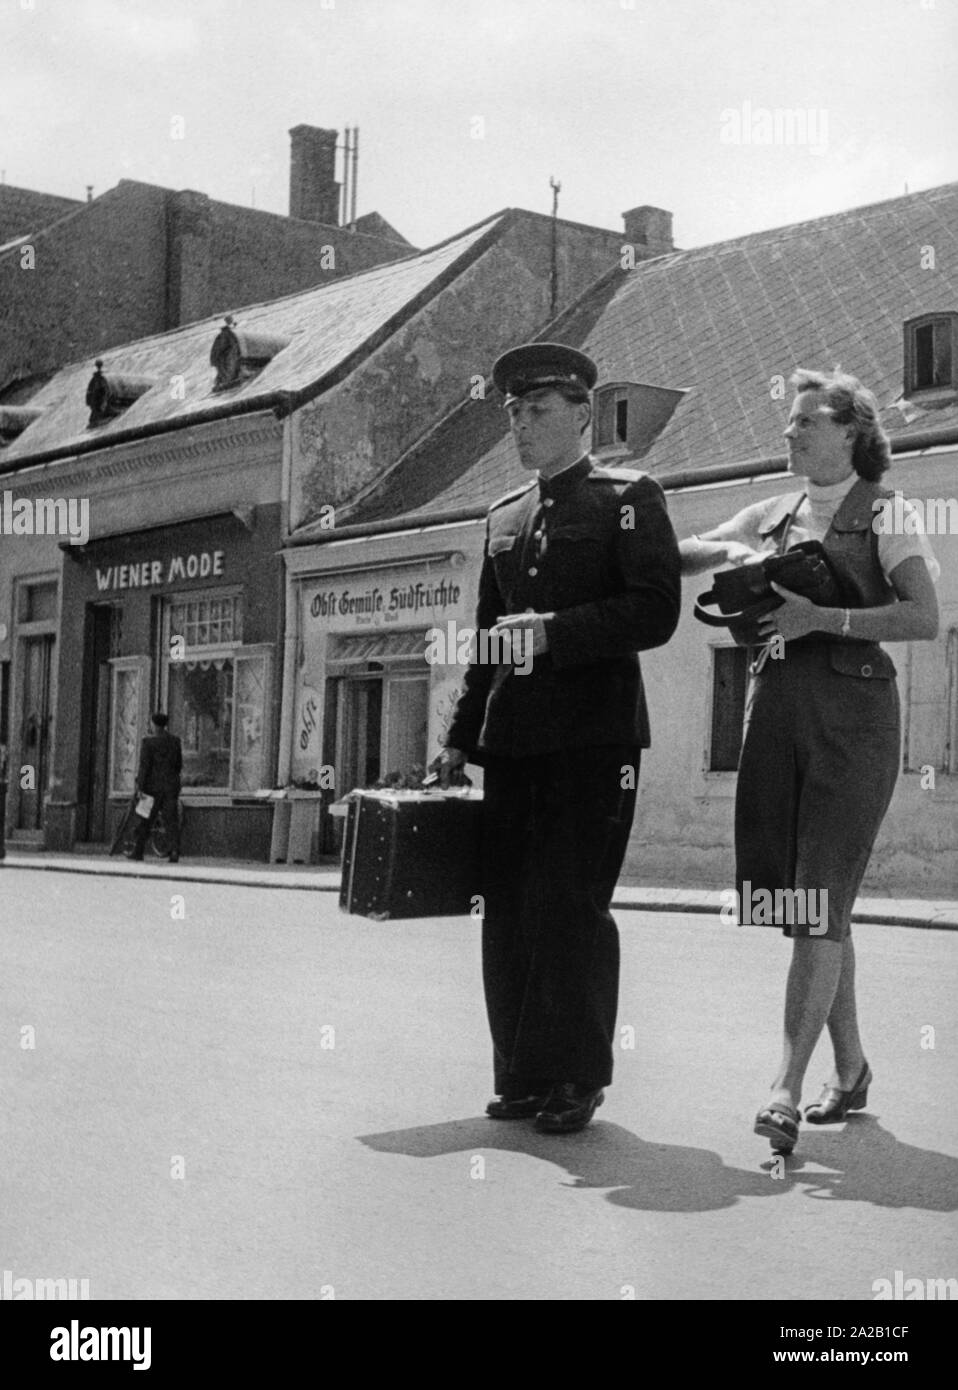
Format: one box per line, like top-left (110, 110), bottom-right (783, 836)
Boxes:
top-left (130, 711), bottom-right (183, 863)
top-left (681, 368), bottom-right (939, 1156)
top-left (433, 342), bottom-right (681, 1134)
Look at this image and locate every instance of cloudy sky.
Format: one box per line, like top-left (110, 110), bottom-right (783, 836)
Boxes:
top-left (3, 0), bottom-right (956, 251)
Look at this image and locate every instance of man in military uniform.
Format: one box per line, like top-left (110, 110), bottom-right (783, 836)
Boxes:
top-left (434, 342), bottom-right (681, 1132)
top-left (130, 711), bottom-right (183, 862)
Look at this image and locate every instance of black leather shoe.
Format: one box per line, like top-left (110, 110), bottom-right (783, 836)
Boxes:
top-left (534, 1084), bottom-right (605, 1134)
top-left (168, 854), bottom-right (179, 863)
top-left (486, 1094), bottom-right (549, 1120)
top-left (804, 1060), bottom-right (872, 1124)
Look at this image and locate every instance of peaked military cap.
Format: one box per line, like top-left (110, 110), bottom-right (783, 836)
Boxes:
top-left (492, 342), bottom-right (598, 404)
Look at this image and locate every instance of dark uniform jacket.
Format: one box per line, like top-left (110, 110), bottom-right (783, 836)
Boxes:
top-left (136, 730), bottom-right (183, 797)
top-left (444, 455), bottom-right (681, 759)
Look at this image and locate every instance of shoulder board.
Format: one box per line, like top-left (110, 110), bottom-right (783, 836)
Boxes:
top-left (488, 479), bottom-right (536, 511)
top-left (587, 465), bottom-right (645, 483)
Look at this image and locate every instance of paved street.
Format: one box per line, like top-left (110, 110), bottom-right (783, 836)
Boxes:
top-left (2, 868), bottom-right (956, 1301)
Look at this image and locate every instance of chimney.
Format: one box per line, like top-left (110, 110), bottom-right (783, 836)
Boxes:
top-left (622, 205), bottom-right (673, 255)
top-left (289, 124), bottom-right (340, 225)
top-left (166, 190), bottom-right (213, 327)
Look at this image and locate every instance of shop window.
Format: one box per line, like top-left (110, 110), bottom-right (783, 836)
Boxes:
top-left (232, 650), bottom-right (271, 793)
top-left (169, 593), bottom-right (243, 648)
top-left (168, 658), bottom-right (234, 788)
top-left (161, 591), bottom-right (270, 792)
top-left (709, 645), bottom-right (749, 772)
top-left (108, 655), bottom-right (151, 795)
top-left (18, 580), bottom-right (58, 624)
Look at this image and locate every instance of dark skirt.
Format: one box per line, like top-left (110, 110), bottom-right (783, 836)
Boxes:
top-left (735, 644), bottom-right (900, 942)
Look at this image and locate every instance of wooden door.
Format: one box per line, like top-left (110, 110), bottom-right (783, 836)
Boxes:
top-left (17, 634), bottom-right (54, 830)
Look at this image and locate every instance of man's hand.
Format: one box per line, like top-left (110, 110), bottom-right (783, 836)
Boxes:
top-left (491, 612), bottom-right (551, 656)
top-left (724, 541), bottom-right (765, 567)
top-left (428, 746), bottom-right (469, 789)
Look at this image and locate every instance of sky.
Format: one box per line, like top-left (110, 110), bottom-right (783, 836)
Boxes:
top-left (2, 0), bottom-right (957, 253)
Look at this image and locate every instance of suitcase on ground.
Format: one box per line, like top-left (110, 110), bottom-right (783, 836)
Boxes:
top-left (339, 789), bottom-right (483, 919)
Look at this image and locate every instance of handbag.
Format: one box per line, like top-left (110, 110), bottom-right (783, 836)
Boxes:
top-left (693, 539), bottom-right (843, 646)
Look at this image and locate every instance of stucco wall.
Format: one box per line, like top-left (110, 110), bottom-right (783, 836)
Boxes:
top-left (291, 215), bottom-right (623, 528)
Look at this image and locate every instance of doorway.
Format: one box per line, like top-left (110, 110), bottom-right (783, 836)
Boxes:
top-left (17, 632), bottom-right (54, 831)
top-left (78, 604), bottom-right (121, 841)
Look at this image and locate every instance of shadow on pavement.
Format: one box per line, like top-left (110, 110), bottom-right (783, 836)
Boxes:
top-left (359, 1117), bottom-right (774, 1212)
top-left (779, 1115), bottom-right (958, 1210)
top-left (360, 1112), bottom-right (958, 1213)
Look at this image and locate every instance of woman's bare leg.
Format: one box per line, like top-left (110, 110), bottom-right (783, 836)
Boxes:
top-left (768, 937), bottom-right (843, 1111)
top-left (822, 936), bottom-right (867, 1088)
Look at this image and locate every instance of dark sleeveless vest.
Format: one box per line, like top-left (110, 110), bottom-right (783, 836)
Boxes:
top-left (757, 476), bottom-right (898, 680)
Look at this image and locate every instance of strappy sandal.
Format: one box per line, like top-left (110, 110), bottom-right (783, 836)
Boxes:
top-left (804, 1060), bottom-right (872, 1125)
top-left (753, 1101), bottom-right (800, 1155)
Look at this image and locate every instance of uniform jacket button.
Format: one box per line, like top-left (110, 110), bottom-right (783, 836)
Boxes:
top-left (528, 566), bottom-right (538, 576)
top-left (861, 664), bottom-right (872, 677)
top-left (543, 498), bottom-right (554, 507)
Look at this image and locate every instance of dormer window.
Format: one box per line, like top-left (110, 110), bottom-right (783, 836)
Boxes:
top-left (0, 405), bottom-right (42, 447)
top-left (592, 382), bottom-right (688, 459)
top-left (595, 388), bottom-right (631, 451)
top-left (210, 316), bottom-right (289, 392)
top-left (904, 313), bottom-right (958, 397)
top-left (85, 361), bottom-right (153, 427)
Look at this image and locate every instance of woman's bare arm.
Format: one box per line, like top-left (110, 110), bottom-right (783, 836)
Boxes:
top-left (764, 556), bottom-right (939, 644)
top-left (679, 533), bottom-right (765, 576)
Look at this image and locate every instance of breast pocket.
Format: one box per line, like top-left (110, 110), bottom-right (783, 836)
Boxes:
top-left (546, 524), bottom-right (607, 597)
top-left (488, 532), bottom-right (519, 596)
top-left (488, 533), bottom-right (518, 557)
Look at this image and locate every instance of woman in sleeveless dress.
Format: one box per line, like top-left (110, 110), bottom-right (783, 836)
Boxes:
top-left (681, 369), bottom-right (940, 1156)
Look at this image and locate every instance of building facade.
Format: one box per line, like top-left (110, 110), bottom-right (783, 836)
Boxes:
top-left (1, 412), bottom-right (285, 858)
top-left (1, 202), bottom-right (641, 857)
top-left (275, 183), bottom-right (958, 895)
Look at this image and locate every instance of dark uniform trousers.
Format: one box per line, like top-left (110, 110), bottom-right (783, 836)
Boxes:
top-left (444, 454), bottom-right (681, 1096)
top-left (481, 744), bottom-right (640, 1094)
top-left (734, 477), bottom-right (903, 942)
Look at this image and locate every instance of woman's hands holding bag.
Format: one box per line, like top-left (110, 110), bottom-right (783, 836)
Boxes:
top-left (758, 581), bottom-right (831, 642)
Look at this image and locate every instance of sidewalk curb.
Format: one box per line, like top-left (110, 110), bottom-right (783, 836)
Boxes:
top-left (2, 854), bottom-right (956, 930)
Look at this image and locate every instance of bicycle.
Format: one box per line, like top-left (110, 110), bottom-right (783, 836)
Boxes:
top-left (110, 795), bottom-right (184, 859)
